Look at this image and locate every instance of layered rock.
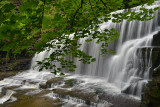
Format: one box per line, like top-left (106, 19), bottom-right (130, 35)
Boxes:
top-left (139, 47), bottom-right (160, 69)
top-left (152, 31), bottom-right (160, 46)
top-left (141, 31), bottom-right (160, 106)
top-left (0, 57), bottom-right (32, 80)
top-left (0, 58), bottom-right (31, 72)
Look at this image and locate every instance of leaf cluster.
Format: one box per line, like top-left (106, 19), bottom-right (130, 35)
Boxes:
top-left (0, 0), bottom-right (159, 74)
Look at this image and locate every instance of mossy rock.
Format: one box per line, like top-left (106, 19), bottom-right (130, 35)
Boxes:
top-left (65, 79), bottom-right (77, 87)
top-left (150, 88), bottom-right (160, 99)
top-left (46, 77), bottom-right (64, 88)
top-left (95, 88), bottom-right (104, 94)
top-left (142, 80), bottom-right (160, 107)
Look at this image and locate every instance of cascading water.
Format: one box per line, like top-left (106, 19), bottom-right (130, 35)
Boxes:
top-left (75, 1), bottom-right (160, 97)
top-left (0, 0), bottom-right (160, 105)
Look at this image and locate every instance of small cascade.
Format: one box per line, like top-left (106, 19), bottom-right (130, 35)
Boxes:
top-left (45, 92), bottom-right (112, 107)
top-left (0, 88), bottom-right (15, 104)
top-left (121, 46), bottom-right (154, 96)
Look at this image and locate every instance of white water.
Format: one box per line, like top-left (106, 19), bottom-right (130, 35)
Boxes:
top-left (0, 88), bottom-right (15, 104)
top-left (75, 1), bottom-right (160, 97)
top-left (0, 0), bottom-right (160, 105)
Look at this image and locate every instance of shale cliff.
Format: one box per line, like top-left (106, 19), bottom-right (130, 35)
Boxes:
top-left (141, 31), bottom-right (160, 107)
top-left (0, 52), bottom-right (32, 80)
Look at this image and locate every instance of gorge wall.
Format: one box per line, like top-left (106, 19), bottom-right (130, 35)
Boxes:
top-left (141, 32), bottom-right (160, 107)
top-left (0, 54), bottom-right (32, 80)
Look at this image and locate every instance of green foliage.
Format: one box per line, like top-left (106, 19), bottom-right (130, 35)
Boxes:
top-left (0, 0), bottom-right (43, 56)
top-left (0, 0), bottom-right (159, 74)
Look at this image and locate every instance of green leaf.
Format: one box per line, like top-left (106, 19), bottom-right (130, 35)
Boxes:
top-left (2, 3), bottom-right (15, 12)
top-left (60, 73), bottom-right (65, 76)
top-left (91, 58), bottom-right (96, 62)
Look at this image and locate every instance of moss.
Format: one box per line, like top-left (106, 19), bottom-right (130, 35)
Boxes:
top-left (95, 88), bottom-right (103, 94)
top-left (39, 77), bottom-right (64, 89)
top-left (8, 62), bottom-right (18, 70)
top-left (150, 87), bottom-right (160, 98)
top-left (141, 79), bottom-right (160, 107)
top-left (65, 79), bottom-right (77, 87)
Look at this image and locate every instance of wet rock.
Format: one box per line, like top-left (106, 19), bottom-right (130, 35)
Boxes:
top-left (61, 84), bottom-right (72, 88)
top-left (138, 47), bottom-right (160, 69)
top-left (121, 85), bottom-right (131, 94)
top-left (153, 65), bottom-right (160, 77)
top-left (52, 88), bottom-right (98, 103)
top-left (140, 46), bottom-right (160, 106)
top-left (47, 77), bottom-right (63, 84)
top-left (0, 58), bottom-right (31, 72)
top-left (141, 80), bottom-right (160, 107)
top-left (39, 77), bottom-right (64, 89)
top-left (152, 31), bottom-right (160, 46)
top-left (0, 55), bottom-right (32, 80)
top-left (39, 83), bottom-right (47, 89)
top-left (99, 92), bottom-right (140, 107)
top-left (85, 100), bottom-right (91, 105)
top-left (0, 71), bottom-right (24, 81)
top-left (65, 79), bottom-right (77, 87)
top-left (1, 87), bottom-right (7, 95)
top-left (46, 77), bottom-right (63, 88)
top-left (95, 88), bottom-right (104, 95)
top-left (1, 89), bottom-right (57, 107)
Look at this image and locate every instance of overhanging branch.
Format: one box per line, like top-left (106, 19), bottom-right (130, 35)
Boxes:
top-left (100, 0), bottom-right (107, 8)
top-left (71, 0), bottom-right (83, 28)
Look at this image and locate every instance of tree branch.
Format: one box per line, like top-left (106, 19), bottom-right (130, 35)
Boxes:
top-left (39, 0), bottom-right (46, 36)
top-left (100, 0), bottom-right (107, 8)
top-left (89, 0), bottom-right (102, 32)
top-left (71, 0), bottom-right (83, 28)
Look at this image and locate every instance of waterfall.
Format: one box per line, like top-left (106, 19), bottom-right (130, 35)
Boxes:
top-left (28, 0), bottom-right (160, 98)
top-left (0, 1), bottom-right (160, 103)
top-left (75, 1), bottom-right (160, 97)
